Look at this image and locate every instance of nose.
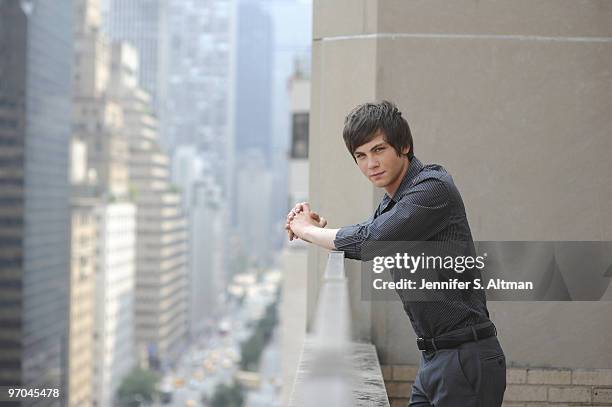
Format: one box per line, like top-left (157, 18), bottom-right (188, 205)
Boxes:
top-left (367, 157), bottom-right (380, 170)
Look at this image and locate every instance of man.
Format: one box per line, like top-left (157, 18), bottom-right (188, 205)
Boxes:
top-left (285, 101), bottom-right (506, 406)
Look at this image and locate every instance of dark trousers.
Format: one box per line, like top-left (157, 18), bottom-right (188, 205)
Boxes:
top-left (409, 335), bottom-right (506, 406)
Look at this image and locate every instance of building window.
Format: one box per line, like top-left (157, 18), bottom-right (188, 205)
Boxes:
top-left (290, 112), bottom-right (309, 159)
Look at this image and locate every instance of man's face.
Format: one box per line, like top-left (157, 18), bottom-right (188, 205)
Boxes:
top-left (352, 131), bottom-right (410, 194)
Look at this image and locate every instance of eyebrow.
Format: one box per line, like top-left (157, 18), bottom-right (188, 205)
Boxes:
top-left (354, 143), bottom-right (387, 155)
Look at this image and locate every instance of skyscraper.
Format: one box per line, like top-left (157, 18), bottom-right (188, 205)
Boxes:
top-left (102, 0), bottom-right (190, 367)
top-left (0, 1), bottom-right (73, 405)
top-left (165, 0), bottom-right (233, 202)
top-left (103, 0), bottom-right (170, 147)
top-left (233, 0), bottom-right (274, 162)
top-left (229, 0), bottom-right (275, 250)
top-left (72, 1), bottom-right (137, 405)
top-left (235, 149), bottom-right (274, 265)
top-left (109, 42), bottom-right (189, 368)
top-left (166, 0), bottom-right (232, 151)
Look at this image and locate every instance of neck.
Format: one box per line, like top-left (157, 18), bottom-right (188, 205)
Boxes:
top-left (385, 157), bottom-right (411, 198)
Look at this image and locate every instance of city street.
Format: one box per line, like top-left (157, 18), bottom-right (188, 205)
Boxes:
top-left (155, 270), bottom-right (282, 406)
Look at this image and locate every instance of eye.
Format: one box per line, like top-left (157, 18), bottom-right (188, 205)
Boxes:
top-left (374, 147), bottom-right (385, 152)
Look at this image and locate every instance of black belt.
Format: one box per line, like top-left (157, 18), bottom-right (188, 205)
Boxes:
top-left (416, 322), bottom-right (497, 352)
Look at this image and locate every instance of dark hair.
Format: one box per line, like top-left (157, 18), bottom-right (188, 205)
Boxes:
top-left (342, 100), bottom-right (413, 161)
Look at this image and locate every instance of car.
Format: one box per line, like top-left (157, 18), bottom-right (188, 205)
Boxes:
top-left (174, 378), bottom-right (185, 388)
top-left (160, 392), bottom-right (172, 404)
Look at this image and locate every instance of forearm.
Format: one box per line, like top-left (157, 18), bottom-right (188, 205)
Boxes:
top-left (302, 226), bottom-right (339, 251)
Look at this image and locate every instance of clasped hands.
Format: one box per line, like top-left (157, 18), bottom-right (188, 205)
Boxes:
top-left (284, 202), bottom-right (327, 242)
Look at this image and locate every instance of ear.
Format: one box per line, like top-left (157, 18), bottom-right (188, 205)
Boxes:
top-left (402, 146), bottom-right (410, 155)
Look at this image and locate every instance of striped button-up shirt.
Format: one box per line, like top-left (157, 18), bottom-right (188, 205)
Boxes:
top-left (333, 156), bottom-right (491, 338)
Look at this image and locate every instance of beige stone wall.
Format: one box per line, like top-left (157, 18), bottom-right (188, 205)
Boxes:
top-left (309, 0), bottom-right (612, 370)
top-left (308, 33), bottom-right (379, 339)
top-left (381, 364), bottom-right (612, 406)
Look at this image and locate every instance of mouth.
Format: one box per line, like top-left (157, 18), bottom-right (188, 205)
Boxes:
top-left (370, 171), bottom-right (385, 179)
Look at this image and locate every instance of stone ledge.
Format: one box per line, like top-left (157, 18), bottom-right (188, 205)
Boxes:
top-left (289, 338), bottom-right (390, 406)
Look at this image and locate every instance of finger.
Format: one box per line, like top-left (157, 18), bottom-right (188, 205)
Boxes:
top-left (319, 216), bottom-right (327, 228)
top-left (301, 202), bottom-right (311, 212)
top-left (310, 212), bottom-right (320, 221)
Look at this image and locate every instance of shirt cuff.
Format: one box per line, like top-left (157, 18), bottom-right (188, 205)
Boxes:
top-left (333, 225), bottom-right (363, 260)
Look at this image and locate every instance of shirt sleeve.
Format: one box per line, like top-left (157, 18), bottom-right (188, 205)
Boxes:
top-left (333, 177), bottom-right (451, 260)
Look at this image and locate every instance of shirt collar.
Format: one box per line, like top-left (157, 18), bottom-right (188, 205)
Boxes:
top-left (384, 156), bottom-right (424, 203)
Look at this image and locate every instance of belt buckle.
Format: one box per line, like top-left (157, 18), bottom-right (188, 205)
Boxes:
top-left (416, 337), bottom-right (425, 351)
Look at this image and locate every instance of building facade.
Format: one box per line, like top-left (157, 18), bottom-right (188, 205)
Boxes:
top-left (171, 147), bottom-right (225, 338)
top-left (190, 178), bottom-right (225, 336)
top-left (109, 42), bottom-right (189, 368)
top-left (68, 144), bottom-right (98, 407)
top-left (93, 203), bottom-right (136, 407)
top-left (0, 2), bottom-right (73, 405)
top-left (72, 2), bottom-right (138, 405)
top-left (166, 0), bottom-right (232, 158)
top-left (103, 0), bottom-right (168, 129)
